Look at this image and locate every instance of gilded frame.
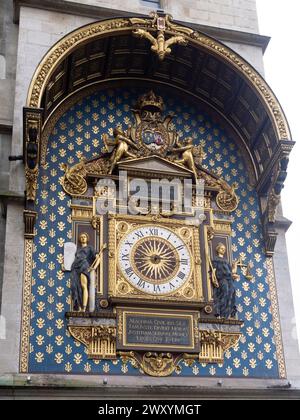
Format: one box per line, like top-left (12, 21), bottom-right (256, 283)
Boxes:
top-left (116, 306), bottom-right (200, 352)
top-left (108, 214), bottom-right (203, 304)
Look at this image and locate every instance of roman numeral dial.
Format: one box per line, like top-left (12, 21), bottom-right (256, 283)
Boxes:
top-left (118, 225), bottom-right (192, 296)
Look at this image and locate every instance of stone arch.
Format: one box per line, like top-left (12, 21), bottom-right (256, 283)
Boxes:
top-left (23, 14), bottom-right (294, 254)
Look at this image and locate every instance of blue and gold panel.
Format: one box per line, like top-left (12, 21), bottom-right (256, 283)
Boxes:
top-left (25, 87), bottom-right (283, 378)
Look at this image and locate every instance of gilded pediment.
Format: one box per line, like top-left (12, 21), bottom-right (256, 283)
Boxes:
top-left (117, 156), bottom-right (194, 178)
top-left (60, 90), bottom-right (239, 212)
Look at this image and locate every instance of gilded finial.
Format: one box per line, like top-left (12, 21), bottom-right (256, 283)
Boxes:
top-left (130, 12), bottom-right (188, 61)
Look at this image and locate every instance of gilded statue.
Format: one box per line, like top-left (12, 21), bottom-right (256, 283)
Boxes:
top-left (103, 127), bottom-right (138, 174)
top-left (210, 243), bottom-right (239, 319)
top-left (70, 232), bottom-right (106, 312)
top-left (172, 136), bottom-right (203, 181)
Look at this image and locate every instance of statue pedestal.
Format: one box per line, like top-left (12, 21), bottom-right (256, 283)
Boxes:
top-left (65, 311), bottom-right (117, 359)
top-left (198, 318), bottom-right (244, 363)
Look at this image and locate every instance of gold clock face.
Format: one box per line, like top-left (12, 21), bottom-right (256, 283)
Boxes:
top-left (117, 225), bottom-right (192, 295)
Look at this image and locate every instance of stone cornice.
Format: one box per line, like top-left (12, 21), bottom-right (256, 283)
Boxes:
top-left (13, 0), bottom-right (270, 51)
top-left (0, 373), bottom-right (299, 399)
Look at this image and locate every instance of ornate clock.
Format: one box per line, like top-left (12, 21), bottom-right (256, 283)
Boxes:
top-left (109, 215), bottom-right (203, 304)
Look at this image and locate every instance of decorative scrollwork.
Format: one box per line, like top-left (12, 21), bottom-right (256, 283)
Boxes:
top-left (25, 167), bottom-right (39, 202)
top-left (68, 325), bottom-right (117, 359)
top-left (199, 330), bottom-right (242, 363)
top-left (132, 28), bottom-right (187, 61)
top-left (130, 13), bottom-right (188, 61)
top-left (216, 188), bottom-right (238, 212)
top-left (24, 110), bottom-right (42, 202)
top-left (68, 326), bottom-right (93, 347)
top-left (85, 156), bottom-right (110, 176)
top-left (20, 239), bottom-right (34, 372)
top-left (61, 159), bottom-right (87, 195)
top-left (119, 351), bottom-right (180, 377)
top-left (200, 171), bottom-right (239, 212)
top-left (142, 352), bottom-right (178, 376)
top-left (119, 351), bottom-right (140, 369)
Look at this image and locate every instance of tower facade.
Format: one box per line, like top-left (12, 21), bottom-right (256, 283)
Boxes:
top-left (0, 0), bottom-right (299, 399)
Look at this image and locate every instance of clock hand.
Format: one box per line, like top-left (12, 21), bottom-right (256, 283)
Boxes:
top-left (160, 248), bottom-right (179, 258)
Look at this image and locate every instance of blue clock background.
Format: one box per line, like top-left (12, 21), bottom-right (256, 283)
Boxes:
top-left (27, 86), bottom-right (282, 378)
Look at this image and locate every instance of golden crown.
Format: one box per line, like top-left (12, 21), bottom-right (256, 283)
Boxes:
top-left (137, 90), bottom-right (164, 112)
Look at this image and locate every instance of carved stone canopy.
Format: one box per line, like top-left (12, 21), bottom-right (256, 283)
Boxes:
top-left (26, 15), bottom-right (293, 188)
top-left (24, 14), bottom-right (294, 252)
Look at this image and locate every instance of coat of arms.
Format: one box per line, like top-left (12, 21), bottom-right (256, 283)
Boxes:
top-left (130, 90), bottom-right (176, 156)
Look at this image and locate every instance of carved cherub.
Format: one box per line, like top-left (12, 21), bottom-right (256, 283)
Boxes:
top-left (143, 352), bottom-right (174, 374)
top-left (102, 127), bottom-right (139, 174)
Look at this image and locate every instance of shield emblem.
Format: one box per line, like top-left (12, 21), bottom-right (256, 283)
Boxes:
top-left (142, 129), bottom-right (164, 151)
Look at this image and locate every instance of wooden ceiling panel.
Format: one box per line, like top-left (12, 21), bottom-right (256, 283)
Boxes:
top-left (194, 73), bottom-right (215, 98)
top-left (211, 83), bottom-right (231, 109)
top-left (87, 58), bottom-right (105, 80)
top-left (41, 32), bottom-right (281, 179)
top-left (174, 44), bottom-right (195, 66)
top-left (220, 65), bottom-right (236, 88)
top-left (128, 55), bottom-right (148, 75)
top-left (203, 55), bottom-right (220, 77)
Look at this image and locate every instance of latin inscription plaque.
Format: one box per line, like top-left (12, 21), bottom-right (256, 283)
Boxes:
top-left (117, 308), bottom-right (199, 352)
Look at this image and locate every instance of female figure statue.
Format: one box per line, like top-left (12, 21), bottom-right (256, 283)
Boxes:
top-left (70, 232), bottom-right (105, 312)
top-left (211, 242), bottom-right (239, 319)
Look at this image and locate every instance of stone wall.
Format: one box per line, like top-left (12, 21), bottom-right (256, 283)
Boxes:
top-left (0, 132), bottom-right (11, 311)
top-left (0, 0), bottom-right (18, 127)
top-left (0, 0), bottom-right (18, 314)
top-left (9, 7), bottom-right (96, 195)
top-left (274, 225), bottom-right (300, 385)
top-left (0, 6), bottom-right (96, 374)
top-left (65, 0), bottom-right (259, 33)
